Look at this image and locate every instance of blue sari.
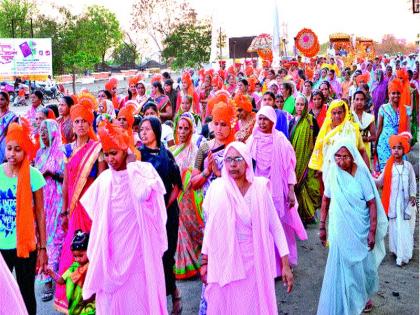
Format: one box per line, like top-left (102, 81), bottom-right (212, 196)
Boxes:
top-left (317, 140), bottom-right (388, 315)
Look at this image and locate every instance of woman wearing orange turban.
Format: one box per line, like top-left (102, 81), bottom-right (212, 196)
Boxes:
top-left (117, 103), bottom-right (141, 158)
top-left (1, 118), bottom-right (48, 315)
top-left (120, 75), bottom-right (141, 109)
top-left (234, 93), bottom-right (256, 142)
top-left (191, 100), bottom-right (236, 194)
top-left (105, 77), bottom-right (120, 110)
top-left (54, 94), bottom-right (106, 312)
top-left (376, 78), bottom-right (410, 170)
top-left (80, 120), bottom-right (169, 314)
top-left (176, 72), bottom-right (200, 114)
top-left (190, 100), bottom-right (237, 314)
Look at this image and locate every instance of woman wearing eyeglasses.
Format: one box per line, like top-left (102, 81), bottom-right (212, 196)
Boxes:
top-left (376, 79), bottom-right (410, 171)
top-left (200, 141), bottom-right (293, 314)
top-left (317, 139), bottom-right (387, 314)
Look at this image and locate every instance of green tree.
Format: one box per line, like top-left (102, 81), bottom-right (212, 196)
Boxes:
top-left (83, 5), bottom-right (123, 68)
top-left (56, 7), bottom-right (100, 92)
top-left (161, 21), bottom-right (211, 70)
top-left (0, 0), bottom-right (34, 37)
top-left (112, 34), bottom-right (140, 69)
top-left (33, 13), bottom-right (64, 74)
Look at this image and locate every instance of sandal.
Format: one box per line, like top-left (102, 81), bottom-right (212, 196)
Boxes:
top-left (41, 283), bottom-right (54, 302)
top-left (363, 300), bottom-right (373, 313)
top-left (171, 288), bottom-right (183, 315)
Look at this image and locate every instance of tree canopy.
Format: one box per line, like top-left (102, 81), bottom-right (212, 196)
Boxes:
top-left (161, 21), bottom-right (211, 70)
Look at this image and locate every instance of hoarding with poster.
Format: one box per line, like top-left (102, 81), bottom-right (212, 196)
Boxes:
top-left (0, 38), bottom-right (52, 81)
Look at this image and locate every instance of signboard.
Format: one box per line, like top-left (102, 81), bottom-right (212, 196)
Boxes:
top-left (0, 38), bottom-right (52, 81)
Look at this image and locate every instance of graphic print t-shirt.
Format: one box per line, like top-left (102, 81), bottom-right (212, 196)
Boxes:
top-left (0, 163), bottom-right (46, 250)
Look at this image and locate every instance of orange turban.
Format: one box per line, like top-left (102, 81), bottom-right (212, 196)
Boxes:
top-left (234, 94), bottom-right (252, 113)
top-left (182, 72), bottom-right (192, 86)
top-left (70, 96), bottom-right (97, 140)
top-left (105, 78), bottom-right (118, 91)
top-left (212, 101), bottom-right (236, 124)
top-left (262, 60), bottom-right (271, 68)
top-left (247, 77), bottom-right (257, 93)
top-left (205, 69), bottom-right (214, 80)
top-left (227, 66), bottom-right (235, 75)
top-left (388, 78), bottom-right (402, 93)
top-left (218, 69), bottom-right (227, 81)
top-left (118, 103), bottom-right (136, 128)
top-left (128, 75), bottom-right (140, 87)
top-left (211, 76), bottom-right (223, 90)
top-left (305, 67), bottom-right (314, 80)
top-left (151, 74), bottom-right (162, 84)
top-left (6, 118), bottom-right (37, 258)
top-left (381, 132), bottom-right (412, 215)
top-left (245, 66), bottom-right (254, 77)
top-left (78, 92), bottom-right (98, 111)
top-left (211, 101), bottom-right (236, 144)
top-left (207, 93), bottom-right (230, 117)
top-left (356, 72), bottom-right (370, 85)
top-left (182, 72), bottom-right (194, 97)
top-left (98, 121), bottom-right (130, 151)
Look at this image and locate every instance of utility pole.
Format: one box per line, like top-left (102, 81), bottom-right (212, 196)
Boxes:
top-left (219, 27), bottom-right (222, 59)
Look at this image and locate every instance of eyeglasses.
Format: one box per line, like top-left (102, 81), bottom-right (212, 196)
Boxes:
top-left (224, 156), bottom-right (245, 164)
top-left (334, 154), bottom-right (352, 161)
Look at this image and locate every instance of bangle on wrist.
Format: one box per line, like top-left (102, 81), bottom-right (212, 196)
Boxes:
top-left (38, 246), bottom-right (46, 250)
top-left (60, 211), bottom-right (69, 217)
top-left (319, 227), bottom-right (326, 230)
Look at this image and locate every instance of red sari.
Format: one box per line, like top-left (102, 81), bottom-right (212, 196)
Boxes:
top-left (54, 140), bottom-right (102, 312)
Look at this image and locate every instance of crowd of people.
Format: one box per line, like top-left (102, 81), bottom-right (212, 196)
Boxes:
top-left (0, 51), bottom-right (418, 315)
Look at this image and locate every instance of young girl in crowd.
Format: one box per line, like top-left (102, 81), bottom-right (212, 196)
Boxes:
top-left (47, 230), bottom-right (95, 315)
top-left (375, 133), bottom-right (417, 266)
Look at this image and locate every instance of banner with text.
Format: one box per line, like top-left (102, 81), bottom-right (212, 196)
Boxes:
top-left (0, 38), bottom-right (52, 81)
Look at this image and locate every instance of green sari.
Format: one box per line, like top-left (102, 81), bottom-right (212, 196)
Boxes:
top-left (290, 111), bottom-right (321, 223)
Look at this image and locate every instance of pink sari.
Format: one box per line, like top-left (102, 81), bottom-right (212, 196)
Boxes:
top-left (54, 140), bottom-right (102, 312)
top-left (247, 106), bottom-right (307, 276)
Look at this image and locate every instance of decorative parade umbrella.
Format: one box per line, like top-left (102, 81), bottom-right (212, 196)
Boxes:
top-left (248, 33), bottom-right (273, 61)
top-left (295, 28), bottom-right (320, 58)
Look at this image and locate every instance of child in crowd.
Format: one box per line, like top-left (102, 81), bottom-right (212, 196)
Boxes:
top-left (47, 230), bottom-right (95, 315)
top-left (375, 133), bottom-right (417, 266)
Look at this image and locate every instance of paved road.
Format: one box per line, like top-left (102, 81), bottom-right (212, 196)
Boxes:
top-left (35, 220), bottom-right (419, 314)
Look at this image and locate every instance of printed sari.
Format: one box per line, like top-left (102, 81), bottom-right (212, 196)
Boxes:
top-left (54, 140), bottom-right (102, 312)
top-left (34, 120), bottom-right (65, 284)
top-left (171, 142), bottom-right (204, 279)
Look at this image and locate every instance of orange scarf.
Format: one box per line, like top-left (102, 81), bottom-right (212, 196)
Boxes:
top-left (6, 119), bottom-right (37, 258)
top-left (381, 133), bottom-right (411, 215)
